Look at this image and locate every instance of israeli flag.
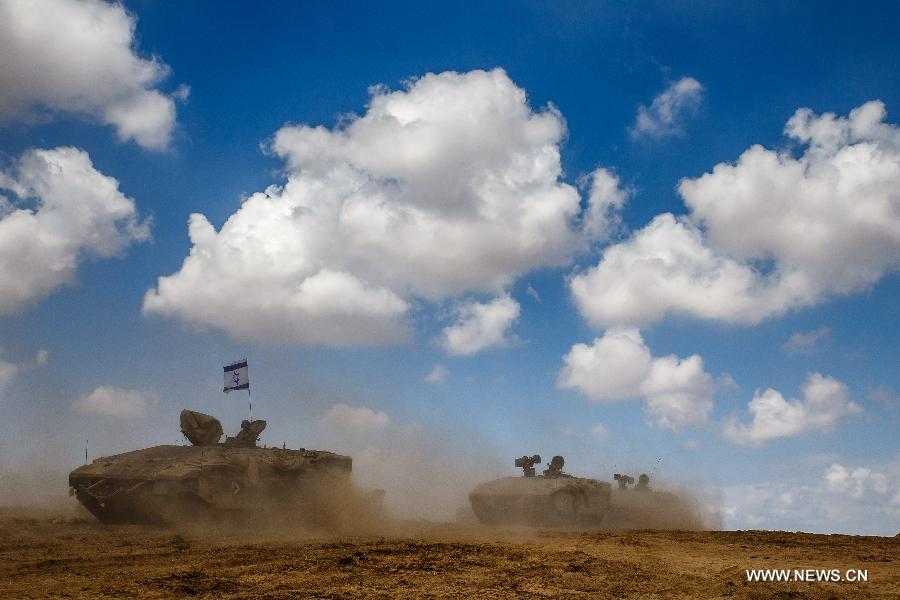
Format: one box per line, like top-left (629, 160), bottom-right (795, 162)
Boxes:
top-left (224, 360), bottom-right (249, 393)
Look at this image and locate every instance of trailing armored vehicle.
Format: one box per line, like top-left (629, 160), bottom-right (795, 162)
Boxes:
top-left (468, 455), bottom-right (612, 527)
top-left (69, 409), bottom-right (373, 525)
top-left (469, 456), bottom-right (705, 529)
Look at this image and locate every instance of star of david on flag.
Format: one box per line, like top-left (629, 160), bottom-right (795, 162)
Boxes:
top-left (223, 360), bottom-right (249, 393)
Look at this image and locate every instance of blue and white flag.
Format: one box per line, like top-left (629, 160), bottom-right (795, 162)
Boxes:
top-left (224, 360), bottom-right (249, 393)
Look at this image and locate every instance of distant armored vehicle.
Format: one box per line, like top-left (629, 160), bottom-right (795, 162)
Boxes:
top-left (69, 410), bottom-right (369, 525)
top-left (468, 455), bottom-right (612, 527)
top-left (469, 457), bottom-right (706, 530)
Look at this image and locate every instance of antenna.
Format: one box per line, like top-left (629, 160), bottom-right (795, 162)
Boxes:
top-left (84, 439), bottom-right (88, 464)
top-left (242, 357), bottom-right (251, 422)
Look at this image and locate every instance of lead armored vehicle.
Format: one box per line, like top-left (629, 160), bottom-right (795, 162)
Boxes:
top-left (69, 410), bottom-right (369, 525)
top-left (468, 455), bottom-right (612, 527)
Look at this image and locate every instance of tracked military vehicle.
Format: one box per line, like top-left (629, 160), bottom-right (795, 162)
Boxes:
top-left (468, 455), bottom-right (612, 527)
top-left (469, 456), bottom-right (705, 529)
top-left (69, 410), bottom-right (367, 525)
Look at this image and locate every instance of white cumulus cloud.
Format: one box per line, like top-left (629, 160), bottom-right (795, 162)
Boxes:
top-left (439, 295), bottom-right (520, 356)
top-left (73, 386), bottom-right (154, 418)
top-left (146, 261), bottom-right (409, 345)
top-left (630, 77), bottom-right (704, 140)
top-left (824, 463), bottom-right (889, 499)
top-left (0, 348), bottom-right (49, 393)
top-left (557, 328), bottom-right (714, 430)
top-left (321, 403), bottom-right (391, 432)
top-left (574, 100), bottom-right (900, 328)
top-left (723, 373), bottom-right (861, 446)
top-left (571, 214), bottom-right (788, 327)
top-left (580, 167), bottom-right (632, 243)
top-left (424, 364), bottom-right (448, 384)
top-left (0, 147), bottom-right (150, 315)
top-left (723, 456), bottom-right (900, 535)
top-left (145, 69), bottom-right (608, 345)
top-left (0, 0), bottom-right (185, 150)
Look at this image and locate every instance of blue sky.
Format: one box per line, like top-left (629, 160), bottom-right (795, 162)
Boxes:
top-left (0, 0), bottom-right (898, 533)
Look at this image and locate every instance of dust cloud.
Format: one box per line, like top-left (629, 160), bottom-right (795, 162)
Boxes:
top-left (0, 463), bottom-right (723, 536)
top-left (0, 410), bottom-right (722, 535)
top-left (605, 483), bottom-right (723, 531)
top-left (337, 420), bottom-right (723, 532)
top-left (334, 423), bottom-right (508, 523)
top-left (0, 468), bottom-right (82, 518)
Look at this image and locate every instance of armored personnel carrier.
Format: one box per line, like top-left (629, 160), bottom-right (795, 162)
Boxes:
top-left (68, 410), bottom-right (368, 525)
top-left (468, 455), bottom-right (612, 527)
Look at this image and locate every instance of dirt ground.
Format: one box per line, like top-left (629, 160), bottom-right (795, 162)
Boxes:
top-left (0, 512), bottom-right (897, 599)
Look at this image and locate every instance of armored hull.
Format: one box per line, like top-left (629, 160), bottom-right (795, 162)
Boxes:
top-left (469, 475), bottom-right (612, 527)
top-left (467, 456), bottom-right (704, 529)
top-left (469, 456), bottom-right (612, 527)
top-left (69, 444), bottom-right (351, 524)
top-left (68, 410), bottom-right (367, 526)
